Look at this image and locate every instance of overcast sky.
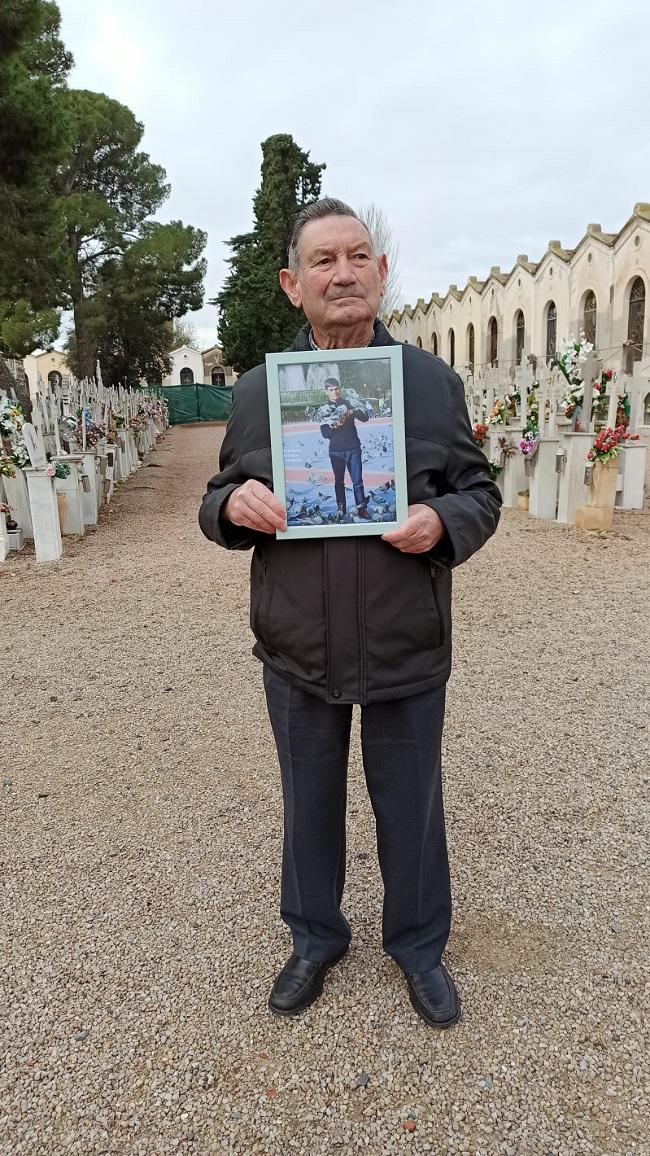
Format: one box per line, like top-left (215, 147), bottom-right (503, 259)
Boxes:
top-left (58, 0), bottom-right (649, 349)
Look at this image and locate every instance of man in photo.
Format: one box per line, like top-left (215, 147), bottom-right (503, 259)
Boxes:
top-left (318, 377), bottom-right (369, 518)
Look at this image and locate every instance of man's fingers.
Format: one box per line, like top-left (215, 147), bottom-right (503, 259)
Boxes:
top-left (246, 490), bottom-right (285, 525)
top-left (241, 490), bottom-right (286, 532)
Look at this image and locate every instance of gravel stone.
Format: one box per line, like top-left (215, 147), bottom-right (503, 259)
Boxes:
top-left (1, 424), bottom-right (648, 1156)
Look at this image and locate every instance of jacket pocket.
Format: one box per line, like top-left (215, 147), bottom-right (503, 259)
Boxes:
top-left (427, 563), bottom-right (445, 649)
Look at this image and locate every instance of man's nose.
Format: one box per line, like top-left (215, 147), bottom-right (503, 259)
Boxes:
top-left (331, 257), bottom-right (356, 284)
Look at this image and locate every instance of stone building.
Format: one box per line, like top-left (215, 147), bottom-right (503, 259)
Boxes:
top-left (161, 343), bottom-right (235, 387)
top-left (22, 349), bottom-right (70, 394)
top-left (386, 203), bottom-right (649, 401)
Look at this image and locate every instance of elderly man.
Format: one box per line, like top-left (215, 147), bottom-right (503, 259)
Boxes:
top-left (199, 198), bottom-right (501, 1028)
top-left (317, 376), bottom-right (370, 517)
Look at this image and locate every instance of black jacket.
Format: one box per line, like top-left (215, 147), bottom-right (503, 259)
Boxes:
top-left (198, 321), bottom-right (501, 704)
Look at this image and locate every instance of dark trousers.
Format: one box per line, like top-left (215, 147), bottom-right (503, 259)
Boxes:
top-left (263, 666), bottom-right (451, 974)
top-left (329, 447), bottom-right (366, 511)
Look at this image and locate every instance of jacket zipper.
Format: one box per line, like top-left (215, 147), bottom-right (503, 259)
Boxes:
top-left (358, 540), bottom-right (367, 702)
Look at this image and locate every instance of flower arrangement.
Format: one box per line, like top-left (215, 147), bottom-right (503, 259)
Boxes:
top-left (472, 422), bottom-right (489, 448)
top-left (616, 389), bottom-right (631, 429)
top-left (587, 425), bottom-right (639, 465)
top-left (0, 395), bottom-right (24, 438)
top-left (45, 460), bottom-right (71, 479)
top-left (10, 439), bottom-right (30, 469)
top-left (591, 369), bottom-right (613, 420)
top-left (0, 501), bottom-right (10, 515)
top-left (75, 416), bottom-right (106, 448)
top-left (129, 414), bottom-right (147, 432)
top-left (557, 333), bottom-right (594, 416)
top-left (519, 429), bottom-right (540, 457)
top-left (0, 454), bottom-right (16, 478)
top-left (488, 399), bottom-right (508, 426)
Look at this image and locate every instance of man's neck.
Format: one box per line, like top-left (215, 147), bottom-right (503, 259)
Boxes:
top-left (309, 320), bottom-right (376, 350)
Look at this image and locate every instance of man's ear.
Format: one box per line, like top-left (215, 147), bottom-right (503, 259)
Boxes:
top-left (279, 268), bottom-right (302, 309)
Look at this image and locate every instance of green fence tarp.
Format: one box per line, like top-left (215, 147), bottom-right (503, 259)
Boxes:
top-left (158, 385), bottom-right (233, 424)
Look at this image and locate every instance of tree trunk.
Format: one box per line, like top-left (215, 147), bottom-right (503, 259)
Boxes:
top-left (71, 259), bottom-right (95, 380)
top-left (67, 229), bottom-right (95, 381)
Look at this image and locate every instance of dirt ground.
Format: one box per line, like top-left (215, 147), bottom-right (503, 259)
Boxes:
top-left (1, 423), bottom-right (648, 1155)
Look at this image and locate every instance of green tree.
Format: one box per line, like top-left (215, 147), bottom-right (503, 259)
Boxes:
top-left (0, 0), bottom-right (72, 360)
top-left (216, 134), bottom-right (324, 374)
top-left (55, 88), bottom-right (171, 378)
top-left (68, 221), bottom-right (207, 387)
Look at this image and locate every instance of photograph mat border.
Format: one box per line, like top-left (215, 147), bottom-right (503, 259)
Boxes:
top-left (266, 346), bottom-right (407, 540)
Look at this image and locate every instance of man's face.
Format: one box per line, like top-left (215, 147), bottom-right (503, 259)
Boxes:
top-left (280, 216), bottom-right (388, 334)
top-left (326, 384), bottom-right (341, 403)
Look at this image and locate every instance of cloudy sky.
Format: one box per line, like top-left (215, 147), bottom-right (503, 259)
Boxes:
top-left (58, 0), bottom-right (649, 349)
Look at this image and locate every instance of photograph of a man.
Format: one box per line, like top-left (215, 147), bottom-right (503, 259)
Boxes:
top-left (318, 378), bottom-right (369, 517)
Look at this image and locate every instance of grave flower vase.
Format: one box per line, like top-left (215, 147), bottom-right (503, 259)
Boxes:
top-left (53, 463), bottom-right (85, 536)
top-left (592, 458), bottom-right (619, 509)
top-left (575, 457), bottom-right (619, 532)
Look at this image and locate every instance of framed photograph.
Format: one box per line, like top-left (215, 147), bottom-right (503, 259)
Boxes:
top-left (266, 346), bottom-right (407, 540)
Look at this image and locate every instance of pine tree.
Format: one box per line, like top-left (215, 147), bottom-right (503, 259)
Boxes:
top-left (216, 134), bottom-right (324, 374)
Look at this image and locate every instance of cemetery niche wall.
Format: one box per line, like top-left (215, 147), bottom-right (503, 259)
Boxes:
top-left (388, 202), bottom-right (649, 527)
top-left (1, 365), bottom-right (169, 564)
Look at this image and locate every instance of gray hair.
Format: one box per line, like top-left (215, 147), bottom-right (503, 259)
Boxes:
top-left (287, 198), bottom-right (374, 271)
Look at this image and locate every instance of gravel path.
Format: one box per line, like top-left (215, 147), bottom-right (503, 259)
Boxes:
top-left (2, 424), bottom-right (649, 1156)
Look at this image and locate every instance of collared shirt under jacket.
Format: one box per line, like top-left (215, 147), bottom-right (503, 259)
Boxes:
top-left (198, 321), bottom-right (502, 704)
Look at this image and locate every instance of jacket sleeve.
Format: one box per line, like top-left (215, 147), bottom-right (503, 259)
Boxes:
top-left (424, 374), bottom-right (502, 568)
top-left (198, 388), bottom-right (263, 551)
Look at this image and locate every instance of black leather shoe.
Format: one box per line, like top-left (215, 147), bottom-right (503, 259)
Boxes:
top-left (268, 949), bottom-right (348, 1016)
top-left (404, 963), bottom-right (461, 1028)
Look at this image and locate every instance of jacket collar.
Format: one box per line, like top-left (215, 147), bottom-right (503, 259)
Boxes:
top-left (291, 318), bottom-right (397, 352)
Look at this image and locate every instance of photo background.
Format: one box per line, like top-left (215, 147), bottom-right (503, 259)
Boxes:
top-left (279, 359), bottom-right (396, 526)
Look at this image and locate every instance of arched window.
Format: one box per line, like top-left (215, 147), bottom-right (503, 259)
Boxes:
top-left (515, 310), bottom-right (526, 366)
top-left (583, 291), bottom-right (597, 345)
top-left (644, 392), bottom-right (650, 424)
top-left (466, 323), bottom-right (475, 370)
top-left (48, 370), bottom-right (62, 388)
top-left (180, 367), bottom-right (194, 385)
top-left (627, 277), bottom-right (645, 369)
top-left (448, 328), bottom-right (455, 368)
top-left (416, 336), bottom-right (422, 348)
top-left (545, 301), bottom-right (557, 362)
top-left (488, 317), bottom-right (498, 366)
top-left (432, 333), bottom-right (438, 355)
top-left (211, 366), bottom-right (226, 386)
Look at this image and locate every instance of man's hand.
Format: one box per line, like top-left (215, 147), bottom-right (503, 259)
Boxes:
top-left (382, 503), bottom-right (445, 554)
top-left (222, 480), bottom-right (287, 534)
